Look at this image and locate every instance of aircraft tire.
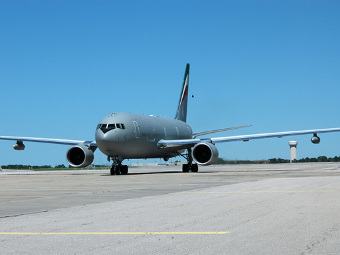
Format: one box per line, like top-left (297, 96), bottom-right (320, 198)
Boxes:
top-left (121, 165), bottom-right (128, 175)
top-left (110, 167), bottom-right (115, 175)
top-left (182, 164), bottom-right (189, 172)
top-left (191, 164), bottom-right (198, 172)
top-left (115, 165), bottom-right (121, 175)
top-left (110, 165), bottom-right (121, 175)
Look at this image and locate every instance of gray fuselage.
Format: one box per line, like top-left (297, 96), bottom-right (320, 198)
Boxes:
top-left (95, 112), bottom-right (192, 159)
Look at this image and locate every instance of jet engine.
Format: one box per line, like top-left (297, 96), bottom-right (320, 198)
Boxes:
top-left (192, 142), bottom-right (219, 165)
top-left (13, 141), bottom-right (25, 150)
top-left (66, 145), bottom-right (94, 168)
top-left (311, 133), bottom-right (320, 144)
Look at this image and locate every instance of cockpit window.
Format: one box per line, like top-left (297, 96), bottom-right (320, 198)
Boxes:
top-left (98, 123), bottom-right (125, 133)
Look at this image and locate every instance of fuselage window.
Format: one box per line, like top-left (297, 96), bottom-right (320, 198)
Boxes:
top-left (121, 124), bottom-right (125, 129)
top-left (116, 123), bottom-right (121, 129)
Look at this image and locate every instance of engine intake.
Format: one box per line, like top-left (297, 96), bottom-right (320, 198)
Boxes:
top-left (192, 142), bottom-right (219, 165)
top-left (66, 145), bottom-right (94, 168)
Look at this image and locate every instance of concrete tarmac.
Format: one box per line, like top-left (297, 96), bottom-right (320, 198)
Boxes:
top-left (0, 163), bottom-right (339, 254)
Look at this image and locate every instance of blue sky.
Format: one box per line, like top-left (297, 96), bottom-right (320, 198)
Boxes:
top-left (1, 0), bottom-right (340, 166)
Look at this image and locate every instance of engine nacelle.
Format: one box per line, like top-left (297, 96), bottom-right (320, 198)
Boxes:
top-left (13, 141), bottom-right (25, 150)
top-left (192, 142), bottom-right (219, 165)
top-left (66, 145), bottom-right (94, 168)
top-left (311, 134), bottom-right (320, 144)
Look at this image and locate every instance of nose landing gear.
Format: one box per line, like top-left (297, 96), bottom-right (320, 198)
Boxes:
top-left (109, 156), bottom-right (128, 175)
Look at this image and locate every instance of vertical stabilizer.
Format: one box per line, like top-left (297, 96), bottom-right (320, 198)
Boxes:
top-left (175, 63), bottom-right (190, 122)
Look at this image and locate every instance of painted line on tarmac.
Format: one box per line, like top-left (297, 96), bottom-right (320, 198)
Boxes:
top-left (0, 231), bottom-right (230, 235)
top-left (185, 190), bottom-right (336, 194)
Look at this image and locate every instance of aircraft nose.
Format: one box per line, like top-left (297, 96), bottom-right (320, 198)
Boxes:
top-left (95, 128), bottom-right (112, 154)
top-left (95, 126), bottom-right (125, 156)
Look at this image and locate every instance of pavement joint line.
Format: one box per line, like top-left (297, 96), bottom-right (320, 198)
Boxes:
top-left (0, 231), bottom-right (231, 235)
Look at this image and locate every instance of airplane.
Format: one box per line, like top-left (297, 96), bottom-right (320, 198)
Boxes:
top-left (1, 63), bottom-right (340, 175)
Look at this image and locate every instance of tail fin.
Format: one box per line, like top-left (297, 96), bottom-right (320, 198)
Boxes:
top-left (175, 63), bottom-right (190, 122)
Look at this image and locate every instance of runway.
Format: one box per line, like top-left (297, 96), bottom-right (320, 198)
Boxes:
top-left (1, 163), bottom-right (340, 254)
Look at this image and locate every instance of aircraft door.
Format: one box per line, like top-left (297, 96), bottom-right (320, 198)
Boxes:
top-left (133, 121), bottom-right (140, 138)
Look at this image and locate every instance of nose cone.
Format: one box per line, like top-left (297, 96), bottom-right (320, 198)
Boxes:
top-left (95, 126), bottom-right (127, 157)
top-left (95, 113), bottom-right (128, 157)
top-left (95, 128), bottom-right (113, 156)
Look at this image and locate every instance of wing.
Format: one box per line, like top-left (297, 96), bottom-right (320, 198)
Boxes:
top-left (211, 128), bottom-right (340, 143)
top-left (157, 139), bottom-right (202, 148)
top-left (192, 125), bottom-right (252, 138)
top-left (158, 127), bottom-right (340, 148)
top-left (0, 136), bottom-right (97, 146)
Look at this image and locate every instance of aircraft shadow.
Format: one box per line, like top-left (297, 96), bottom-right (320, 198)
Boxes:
top-left (100, 170), bottom-right (215, 176)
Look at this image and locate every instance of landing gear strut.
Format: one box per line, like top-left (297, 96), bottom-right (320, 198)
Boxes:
top-left (109, 156), bottom-right (128, 175)
top-left (180, 148), bottom-right (198, 173)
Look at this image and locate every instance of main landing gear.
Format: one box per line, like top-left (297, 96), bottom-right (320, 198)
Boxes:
top-left (109, 156), bottom-right (128, 175)
top-left (180, 148), bottom-right (198, 173)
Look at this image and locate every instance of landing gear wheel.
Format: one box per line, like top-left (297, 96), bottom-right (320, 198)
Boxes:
top-left (109, 156), bottom-right (125, 175)
top-left (110, 165), bottom-right (121, 175)
top-left (110, 166), bottom-right (115, 175)
top-left (180, 148), bottom-right (199, 173)
top-left (191, 164), bottom-right (198, 172)
top-left (115, 165), bottom-right (121, 175)
top-left (121, 165), bottom-right (128, 175)
top-left (182, 164), bottom-right (189, 172)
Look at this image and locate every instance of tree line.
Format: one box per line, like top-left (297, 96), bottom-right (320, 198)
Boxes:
top-left (1, 164), bottom-right (67, 170)
top-left (0, 164), bottom-right (108, 170)
top-left (269, 156), bottom-right (340, 163)
top-left (215, 156), bottom-right (340, 165)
